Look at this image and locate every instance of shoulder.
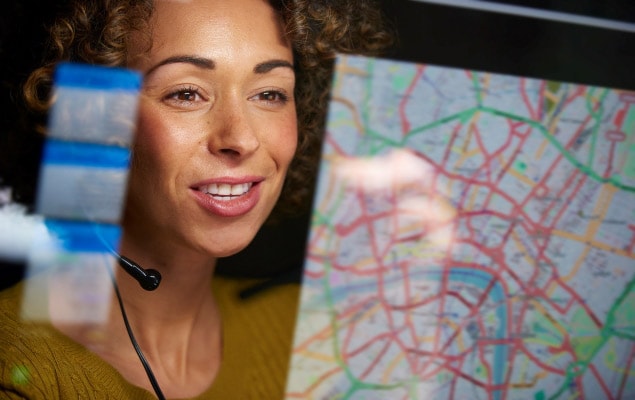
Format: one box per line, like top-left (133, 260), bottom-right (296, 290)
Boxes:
top-left (0, 282), bottom-right (45, 355)
top-left (213, 276), bottom-right (300, 343)
top-left (0, 282), bottom-right (154, 399)
top-left (0, 282), bottom-right (59, 397)
top-left (209, 276), bottom-right (300, 399)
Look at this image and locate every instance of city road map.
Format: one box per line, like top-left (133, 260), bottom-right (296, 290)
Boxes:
top-left (285, 55), bottom-right (635, 399)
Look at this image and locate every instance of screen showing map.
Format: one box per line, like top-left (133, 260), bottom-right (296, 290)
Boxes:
top-left (285, 54), bottom-right (635, 399)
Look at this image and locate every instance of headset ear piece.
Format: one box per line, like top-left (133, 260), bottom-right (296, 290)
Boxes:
top-left (140, 269), bottom-right (162, 291)
top-left (117, 255), bottom-right (162, 291)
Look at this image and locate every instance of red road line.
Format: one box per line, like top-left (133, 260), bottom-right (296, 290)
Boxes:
top-left (358, 336), bottom-right (393, 381)
top-left (616, 344), bottom-right (635, 399)
top-left (399, 65), bottom-right (426, 135)
top-left (603, 140), bottom-right (616, 179)
top-left (587, 362), bottom-right (615, 400)
top-left (516, 341), bottom-right (567, 375)
top-left (520, 78), bottom-right (539, 121)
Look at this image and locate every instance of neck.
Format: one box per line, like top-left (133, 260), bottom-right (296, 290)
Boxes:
top-left (49, 230), bottom-right (223, 397)
top-left (113, 246), bottom-right (217, 331)
top-left (107, 251), bottom-right (221, 397)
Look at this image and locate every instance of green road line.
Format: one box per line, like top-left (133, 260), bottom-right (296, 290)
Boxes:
top-left (605, 277), bottom-right (635, 341)
top-left (585, 88), bottom-right (609, 168)
top-left (611, 289), bottom-right (635, 339)
top-left (399, 103), bottom-right (633, 192)
top-left (481, 106), bottom-right (635, 193)
top-left (404, 107), bottom-right (479, 140)
top-left (548, 276), bottom-right (635, 400)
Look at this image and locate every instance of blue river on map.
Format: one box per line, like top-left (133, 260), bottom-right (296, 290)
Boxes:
top-left (313, 262), bottom-right (509, 400)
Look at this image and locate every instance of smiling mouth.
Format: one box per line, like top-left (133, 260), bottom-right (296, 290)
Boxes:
top-left (197, 182), bottom-right (254, 201)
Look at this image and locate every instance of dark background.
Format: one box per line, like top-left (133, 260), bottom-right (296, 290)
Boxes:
top-left (462, 0), bottom-right (635, 24)
top-left (1, 0), bottom-right (634, 291)
top-left (379, 0), bottom-right (635, 89)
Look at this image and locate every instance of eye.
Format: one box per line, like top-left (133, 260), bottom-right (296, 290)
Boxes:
top-left (162, 86), bottom-right (206, 107)
top-left (250, 89), bottom-right (290, 106)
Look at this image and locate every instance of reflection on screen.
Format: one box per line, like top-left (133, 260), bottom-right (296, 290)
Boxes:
top-left (21, 63), bottom-right (141, 324)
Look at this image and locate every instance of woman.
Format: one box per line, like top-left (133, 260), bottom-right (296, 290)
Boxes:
top-left (0, 0), bottom-right (392, 398)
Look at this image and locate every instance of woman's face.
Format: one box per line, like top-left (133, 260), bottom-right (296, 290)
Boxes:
top-left (124, 0), bottom-right (297, 258)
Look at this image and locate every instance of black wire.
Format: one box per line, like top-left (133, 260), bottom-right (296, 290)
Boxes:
top-left (90, 222), bottom-right (165, 399)
top-left (111, 273), bottom-right (166, 400)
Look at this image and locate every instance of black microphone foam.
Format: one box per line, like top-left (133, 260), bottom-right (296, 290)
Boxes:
top-left (117, 255), bottom-right (162, 291)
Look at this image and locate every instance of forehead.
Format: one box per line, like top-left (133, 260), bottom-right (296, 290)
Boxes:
top-left (131, 0), bottom-right (291, 70)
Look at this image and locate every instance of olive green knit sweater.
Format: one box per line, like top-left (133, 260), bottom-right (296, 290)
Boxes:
top-left (0, 276), bottom-right (299, 399)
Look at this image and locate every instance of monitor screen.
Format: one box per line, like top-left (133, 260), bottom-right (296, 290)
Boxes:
top-left (285, 3), bottom-right (635, 395)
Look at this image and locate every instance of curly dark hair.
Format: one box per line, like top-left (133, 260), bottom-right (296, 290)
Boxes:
top-left (21, 0), bottom-right (394, 217)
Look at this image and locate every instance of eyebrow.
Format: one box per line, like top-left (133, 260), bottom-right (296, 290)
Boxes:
top-left (145, 55), bottom-right (216, 76)
top-left (144, 55), bottom-right (294, 77)
top-left (254, 59), bottom-right (295, 74)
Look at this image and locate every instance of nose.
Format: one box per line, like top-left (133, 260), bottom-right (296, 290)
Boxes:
top-left (206, 97), bottom-right (260, 159)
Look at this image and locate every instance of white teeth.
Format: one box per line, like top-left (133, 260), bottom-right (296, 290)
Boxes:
top-left (218, 184), bottom-right (231, 196)
top-left (199, 182), bottom-right (252, 197)
top-left (231, 184), bottom-right (247, 195)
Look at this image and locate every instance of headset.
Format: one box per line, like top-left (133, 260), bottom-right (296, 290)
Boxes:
top-left (117, 255), bottom-right (162, 292)
top-left (112, 254), bottom-right (166, 400)
top-left (82, 216), bottom-right (165, 399)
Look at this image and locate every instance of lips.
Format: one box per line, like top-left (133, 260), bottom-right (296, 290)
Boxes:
top-left (190, 178), bottom-right (262, 217)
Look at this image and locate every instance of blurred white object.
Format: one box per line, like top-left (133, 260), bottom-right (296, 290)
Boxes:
top-left (0, 201), bottom-right (47, 263)
top-left (0, 187), bottom-right (11, 205)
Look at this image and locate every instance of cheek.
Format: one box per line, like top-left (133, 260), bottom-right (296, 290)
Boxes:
top-left (132, 103), bottom-right (196, 176)
top-left (129, 105), bottom-right (182, 188)
top-left (131, 113), bottom-right (162, 180)
top-left (272, 113), bottom-right (298, 170)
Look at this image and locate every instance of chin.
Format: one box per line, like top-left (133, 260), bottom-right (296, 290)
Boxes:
top-left (210, 245), bottom-right (248, 259)
top-left (200, 228), bottom-right (259, 259)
